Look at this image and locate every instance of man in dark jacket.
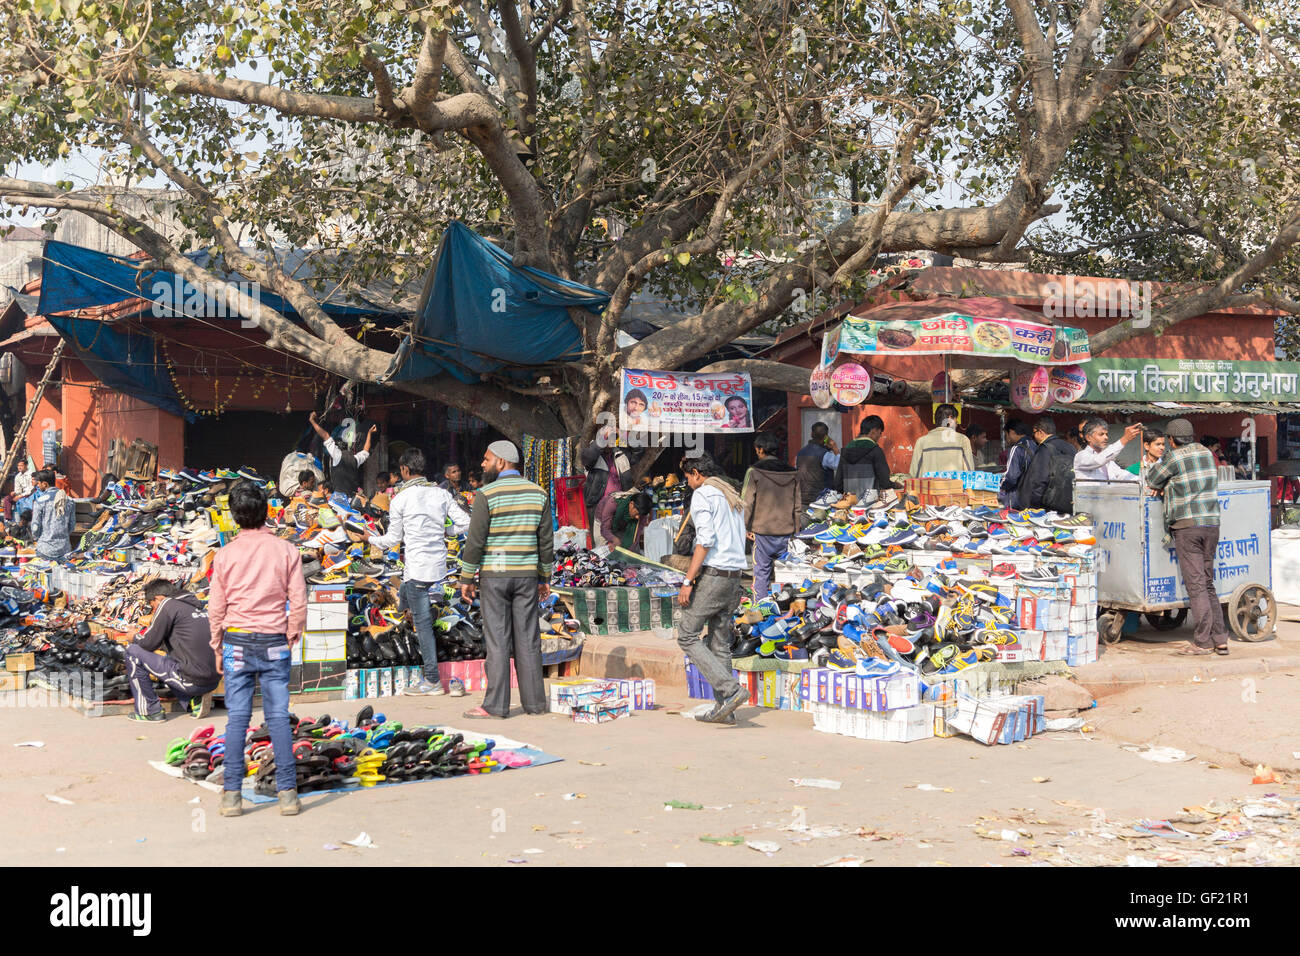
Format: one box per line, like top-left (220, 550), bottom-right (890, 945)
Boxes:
top-left (1019, 418), bottom-right (1077, 511)
top-left (125, 580), bottom-right (220, 721)
top-left (795, 422), bottom-right (839, 508)
top-left (999, 418), bottom-right (1037, 509)
top-left (742, 432), bottom-right (800, 598)
top-left (581, 429), bottom-right (634, 548)
top-left (833, 415), bottom-right (899, 502)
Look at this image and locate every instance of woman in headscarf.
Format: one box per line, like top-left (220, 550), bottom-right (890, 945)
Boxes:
top-left (30, 469), bottom-right (76, 560)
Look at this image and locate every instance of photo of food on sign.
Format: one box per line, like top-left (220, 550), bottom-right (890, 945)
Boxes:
top-left (620, 368), bottom-right (754, 434)
top-left (972, 320), bottom-right (1012, 352)
top-left (836, 311), bottom-right (1090, 366)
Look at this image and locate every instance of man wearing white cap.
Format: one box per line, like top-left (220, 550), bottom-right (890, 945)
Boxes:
top-left (458, 440), bottom-right (554, 718)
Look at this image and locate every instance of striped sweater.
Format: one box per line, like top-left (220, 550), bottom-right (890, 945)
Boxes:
top-left (458, 474), bottom-right (555, 581)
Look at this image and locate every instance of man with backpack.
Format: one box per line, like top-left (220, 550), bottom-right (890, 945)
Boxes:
top-left (741, 432), bottom-right (800, 599)
top-left (998, 419), bottom-right (1037, 508)
top-left (1019, 418), bottom-right (1077, 513)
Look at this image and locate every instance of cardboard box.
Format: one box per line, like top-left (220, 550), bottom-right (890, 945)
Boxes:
top-left (343, 669), bottom-right (361, 700)
top-left (571, 697), bottom-right (631, 724)
top-left (393, 666), bottom-right (409, 696)
top-left (292, 660), bottom-right (347, 694)
top-left (309, 584), bottom-right (348, 603)
top-left (5, 652), bottom-right (36, 672)
top-left (0, 670), bottom-right (25, 692)
top-left (302, 630), bottom-right (346, 664)
top-left (364, 668), bottom-right (380, 699)
top-left (306, 604), bottom-right (349, 631)
top-left (378, 668), bottom-right (393, 697)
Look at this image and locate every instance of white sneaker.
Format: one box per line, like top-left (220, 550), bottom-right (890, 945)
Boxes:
top-left (404, 679), bottom-right (446, 696)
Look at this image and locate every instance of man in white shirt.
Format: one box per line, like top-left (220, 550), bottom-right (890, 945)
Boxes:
top-left (308, 412), bottom-right (375, 497)
top-left (676, 452), bottom-right (750, 725)
top-left (5, 458), bottom-right (33, 520)
top-left (1074, 418), bottom-right (1142, 482)
top-left (368, 447), bottom-right (471, 695)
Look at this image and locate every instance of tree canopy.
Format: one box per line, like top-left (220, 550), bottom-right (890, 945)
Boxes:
top-left (2, 0), bottom-right (1298, 438)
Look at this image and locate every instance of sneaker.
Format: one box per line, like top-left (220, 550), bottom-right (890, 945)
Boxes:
top-left (127, 710), bottom-right (166, 722)
top-left (278, 790), bottom-right (301, 816)
top-left (447, 678), bottom-right (466, 697)
top-left (1051, 511), bottom-right (1093, 527)
top-left (189, 692), bottom-right (213, 719)
top-left (220, 791), bottom-right (243, 817)
top-left (405, 679), bottom-right (446, 696)
top-left (1019, 566), bottom-right (1060, 582)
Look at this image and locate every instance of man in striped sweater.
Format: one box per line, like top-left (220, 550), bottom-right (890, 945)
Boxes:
top-left (459, 440), bottom-right (554, 719)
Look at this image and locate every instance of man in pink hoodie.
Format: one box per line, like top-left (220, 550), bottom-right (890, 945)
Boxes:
top-left (208, 480), bottom-right (307, 818)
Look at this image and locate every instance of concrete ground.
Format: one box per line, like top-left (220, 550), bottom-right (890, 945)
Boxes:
top-left (3, 607), bottom-right (1297, 868)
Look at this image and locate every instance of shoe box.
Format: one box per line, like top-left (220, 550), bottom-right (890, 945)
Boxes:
top-left (685, 662), bottom-right (805, 712)
top-left (549, 678), bottom-right (655, 715)
top-left (798, 667), bottom-right (920, 712)
top-left (809, 700), bottom-right (934, 742)
top-left (570, 697), bottom-right (632, 724)
top-left (944, 693), bottom-right (1047, 745)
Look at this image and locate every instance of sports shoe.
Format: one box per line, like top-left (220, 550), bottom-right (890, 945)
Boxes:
top-left (990, 563), bottom-right (1017, 579)
top-left (1019, 566), bottom-right (1060, 582)
top-left (189, 692), bottom-right (213, 719)
top-left (447, 678), bottom-right (466, 697)
top-left (278, 790), bottom-right (301, 816)
top-left (881, 528), bottom-right (918, 546)
top-left (405, 679), bottom-right (446, 696)
top-left (128, 710), bottom-right (166, 722)
top-left (1051, 511), bottom-right (1093, 527)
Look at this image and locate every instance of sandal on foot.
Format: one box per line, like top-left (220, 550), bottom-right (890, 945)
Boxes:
top-left (461, 707), bottom-right (504, 720)
top-left (1175, 645), bottom-right (1214, 656)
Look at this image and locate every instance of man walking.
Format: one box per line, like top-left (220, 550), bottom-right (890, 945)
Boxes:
top-left (834, 415), bottom-right (899, 502)
top-left (998, 419), bottom-right (1037, 508)
top-left (742, 432), bottom-right (799, 599)
top-left (458, 441), bottom-right (553, 719)
top-left (369, 448), bottom-right (471, 695)
top-left (308, 411), bottom-right (376, 497)
top-left (209, 480), bottom-right (307, 818)
top-left (795, 422), bottom-right (839, 508)
top-left (1145, 419), bottom-right (1230, 656)
top-left (676, 452), bottom-right (750, 725)
top-left (125, 580), bottom-right (220, 721)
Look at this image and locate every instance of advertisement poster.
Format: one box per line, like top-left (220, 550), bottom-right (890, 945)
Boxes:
top-left (829, 363), bottom-right (871, 406)
top-left (837, 312), bottom-right (1090, 366)
top-left (1082, 357), bottom-right (1300, 403)
top-left (810, 364), bottom-right (834, 409)
top-left (620, 369), bottom-right (754, 433)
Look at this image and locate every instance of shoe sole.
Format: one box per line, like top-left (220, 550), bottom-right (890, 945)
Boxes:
top-left (190, 692), bottom-right (213, 719)
top-left (279, 805), bottom-right (301, 816)
top-left (219, 806), bottom-right (243, 818)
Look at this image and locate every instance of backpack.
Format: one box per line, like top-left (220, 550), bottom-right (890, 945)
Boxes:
top-left (1042, 445), bottom-right (1075, 513)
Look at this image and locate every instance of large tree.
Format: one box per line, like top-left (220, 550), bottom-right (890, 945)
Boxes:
top-left (2, 0), bottom-right (1298, 440)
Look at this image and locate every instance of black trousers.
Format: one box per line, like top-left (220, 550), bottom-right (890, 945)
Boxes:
top-left (479, 576), bottom-right (547, 717)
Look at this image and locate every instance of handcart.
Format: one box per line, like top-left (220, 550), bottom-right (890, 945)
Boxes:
top-left (1073, 480), bottom-right (1276, 644)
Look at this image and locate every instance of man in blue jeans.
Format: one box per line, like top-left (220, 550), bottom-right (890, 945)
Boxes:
top-left (208, 480), bottom-right (307, 817)
top-left (368, 447), bottom-right (471, 694)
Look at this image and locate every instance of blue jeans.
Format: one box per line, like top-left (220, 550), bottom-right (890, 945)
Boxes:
top-left (220, 633), bottom-right (296, 794)
top-left (400, 579), bottom-right (440, 683)
top-left (751, 533), bottom-right (789, 599)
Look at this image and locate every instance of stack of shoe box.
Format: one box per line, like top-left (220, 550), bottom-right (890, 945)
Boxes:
top-left (799, 668), bottom-right (933, 742)
top-left (549, 677), bottom-right (655, 715)
top-left (684, 661), bottom-right (806, 712)
top-left (945, 693), bottom-right (1047, 745)
top-left (293, 583), bottom-right (349, 694)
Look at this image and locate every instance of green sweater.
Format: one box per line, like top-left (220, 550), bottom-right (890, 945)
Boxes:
top-left (458, 474), bottom-right (555, 582)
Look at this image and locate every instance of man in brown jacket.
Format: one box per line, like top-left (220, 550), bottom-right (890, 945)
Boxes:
top-left (741, 432), bottom-right (800, 599)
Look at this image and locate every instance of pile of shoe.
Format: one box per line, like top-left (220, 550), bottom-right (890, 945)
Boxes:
top-left (780, 492), bottom-right (1096, 578)
top-left (26, 620), bottom-right (130, 700)
top-left (551, 545), bottom-right (685, 589)
top-left (732, 561), bottom-right (1032, 680)
top-left (172, 706), bottom-right (506, 794)
top-left (345, 579), bottom-right (488, 667)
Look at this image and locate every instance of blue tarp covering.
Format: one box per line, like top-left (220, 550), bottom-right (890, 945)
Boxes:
top-left (37, 239), bottom-right (402, 320)
top-left (45, 313), bottom-right (191, 420)
top-left (34, 239), bottom-right (407, 419)
top-left (388, 221), bottom-right (607, 384)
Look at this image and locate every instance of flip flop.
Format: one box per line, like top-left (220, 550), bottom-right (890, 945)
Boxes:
top-left (1214, 645), bottom-right (1230, 656)
top-left (461, 707), bottom-right (504, 720)
top-left (1175, 645), bottom-right (1214, 656)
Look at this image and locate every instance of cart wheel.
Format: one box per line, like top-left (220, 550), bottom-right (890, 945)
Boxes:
top-left (1227, 583), bottom-right (1276, 642)
top-left (1099, 611), bottom-right (1125, 646)
top-left (1144, 609), bottom-right (1188, 631)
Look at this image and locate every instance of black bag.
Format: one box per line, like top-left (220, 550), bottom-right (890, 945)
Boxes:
top-left (1043, 449), bottom-right (1075, 513)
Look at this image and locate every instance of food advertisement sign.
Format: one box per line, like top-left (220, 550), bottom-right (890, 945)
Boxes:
top-left (837, 312), bottom-right (1090, 366)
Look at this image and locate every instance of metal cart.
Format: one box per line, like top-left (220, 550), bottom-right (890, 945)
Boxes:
top-left (1074, 480), bottom-right (1276, 644)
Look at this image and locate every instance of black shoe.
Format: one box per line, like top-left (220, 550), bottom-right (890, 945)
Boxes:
top-left (355, 705), bottom-right (374, 727)
top-left (731, 636), bottom-right (762, 658)
top-left (714, 685), bottom-right (749, 721)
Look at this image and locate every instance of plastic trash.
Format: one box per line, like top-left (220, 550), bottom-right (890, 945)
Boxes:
top-left (790, 778), bottom-right (842, 790)
top-left (44, 794), bottom-right (74, 805)
top-left (343, 832), bottom-right (376, 848)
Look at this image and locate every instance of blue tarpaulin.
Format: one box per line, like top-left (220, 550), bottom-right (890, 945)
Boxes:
top-left (34, 240), bottom-right (407, 419)
top-left (37, 239), bottom-right (402, 320)
top-left (388, 221), bottom-right (607, 384)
